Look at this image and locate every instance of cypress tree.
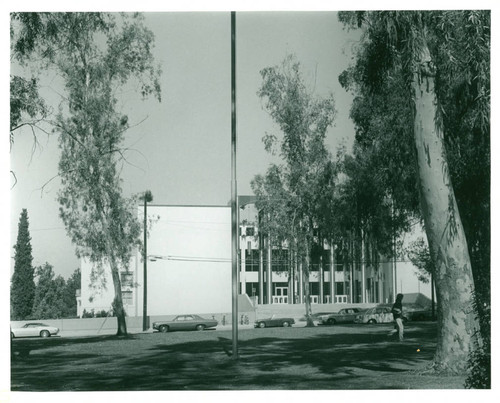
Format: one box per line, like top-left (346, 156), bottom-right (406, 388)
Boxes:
top-left (11, 209), bottom-right (36, 320)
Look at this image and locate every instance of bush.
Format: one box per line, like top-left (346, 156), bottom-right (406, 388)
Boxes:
top-left (465, 296), bottom-right (490, 388)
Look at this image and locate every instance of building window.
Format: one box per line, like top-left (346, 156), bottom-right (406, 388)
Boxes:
top-left (245, 282), bottom-right (259, 298)
top-left (121, 272), bottom-right (133, 287)
top-left (245, 226), bottom-right (255, 236)
top-left (272, 249), bottom-right (288, 272)
top-left (122, 291), bottom-right (133, 306)
top-left (335, 282), bottom-right (345, 295)
top-left (245, 249), bottom-right (259, 272)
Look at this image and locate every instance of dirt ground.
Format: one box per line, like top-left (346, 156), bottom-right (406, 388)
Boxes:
top-left (10, 322), bottom-right (466, 391)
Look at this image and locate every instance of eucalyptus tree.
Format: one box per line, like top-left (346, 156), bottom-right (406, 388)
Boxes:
top-left (252, 55), bottom-right (336, 325)
top-left (339, 10), bottom-right (489, 373)
top-left (10, 13), bottom-right (161, 335)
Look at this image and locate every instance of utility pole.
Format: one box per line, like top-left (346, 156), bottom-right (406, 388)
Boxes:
top-left (230, 11), bottom-right (239, 359)
top-left (142, 190), bottom-right (153, 331)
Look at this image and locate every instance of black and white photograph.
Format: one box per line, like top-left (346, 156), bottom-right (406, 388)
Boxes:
top-left (3, 0), bottom-right (495, 398)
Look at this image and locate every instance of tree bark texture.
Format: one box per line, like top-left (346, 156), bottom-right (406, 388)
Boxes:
top-left (412, 41), bottom-right (479, 372)
top-left (109, 252), bottom-right (128, 336)
top-left (303, 246), bottom-right (315, 327)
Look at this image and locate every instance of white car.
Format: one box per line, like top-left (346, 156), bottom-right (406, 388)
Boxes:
top-left (11, 323), bottom-right (60, 339)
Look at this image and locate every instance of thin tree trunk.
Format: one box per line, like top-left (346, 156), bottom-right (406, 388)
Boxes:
top-left (107, 248), bottom-right (127, 336)
top-left (303, 241), bottom-right (314, 327)
top-left (412, 39), bottom-right (479, 372)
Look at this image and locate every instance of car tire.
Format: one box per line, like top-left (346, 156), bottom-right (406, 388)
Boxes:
top-left (159, 325), bottom-right (169, 333)
top-left (258, 322), bottom-right (266, 328)
top-left (40, 330), bottom-right (50, 337)
top-left (196, 324), bottom-right (205, 331)
top-left (327, 318), bottom-right (336, 325)
top-left (282, 321), bottom-right (290, 327)
top-left (367, 319), bottom-right (377, 324)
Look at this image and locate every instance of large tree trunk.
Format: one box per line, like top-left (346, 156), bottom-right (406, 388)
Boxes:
top-left (412, 40), bottom-right (479, 372)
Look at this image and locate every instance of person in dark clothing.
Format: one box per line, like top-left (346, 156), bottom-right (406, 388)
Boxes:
top-left (389, 293), bottom-right (404, 341)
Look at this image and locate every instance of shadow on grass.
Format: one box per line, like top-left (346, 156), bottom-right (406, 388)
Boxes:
top-left (11, 323), bottom-right (451, 391)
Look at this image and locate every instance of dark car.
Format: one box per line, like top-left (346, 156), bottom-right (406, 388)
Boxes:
top-left (254, 316), bottom-right (295, 328)
top-left (152, 314), bottom-right (218, 333)
top-left (406, 306), bottom-right (434, 321)
top-left (319, 308), bottom-right (366, 325)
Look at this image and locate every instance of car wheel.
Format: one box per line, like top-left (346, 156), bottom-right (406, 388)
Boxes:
top-left (40, 330), bottom-right (50, 337)
top-left (159, 325), bottom-right (169, 333)
top-left (258, 322), bottom-right (266, 328)
top-left (327, 318), bottom-right (336, 325)
top-left (282, 321), bottom-right (290, 327)
top-left (196, 324), bottom-right (205, 331)
top-left (367, 319), bottom-right (377, 324)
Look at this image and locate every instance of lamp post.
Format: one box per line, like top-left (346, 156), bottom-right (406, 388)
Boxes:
top-left (230, 11), bottom-right (239, 359)
top-left (142, 190), bottom-right (153, 331)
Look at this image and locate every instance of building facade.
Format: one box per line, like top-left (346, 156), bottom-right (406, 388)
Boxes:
top-left (238, 197), bottom-right (397, 306)
top-left (78, 200), bottom-right (416, 317)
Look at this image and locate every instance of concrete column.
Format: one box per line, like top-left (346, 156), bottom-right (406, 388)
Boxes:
top-left (240, 241), bottom-right (247, 295)
top-left (288, 248), bottom-right (294, 304)
top-left (330, 242), bottom-right (335, 303)
top-left (361, 228), bottom-right (366, 304)
top-left (319, 253), bottom-right (324, 304)
top-left (267, 237), bottom-right (272, 304)
top-left (298, 260), bottom-right (304, 304)
top-left (259, 238), bottom-right (264, 305)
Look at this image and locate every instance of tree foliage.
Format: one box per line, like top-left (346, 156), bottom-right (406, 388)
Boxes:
top-left (252, 54), bottom-right (337, 323)
top-left (339, 10), bottom-right (489, 376)
top-left (339, 10), bottom-right (490, 303)
top-left (405, 237), bottom-right (433, 283)
top-left (30, 265), bottom-right (81, 319)
top-left (31, 263), bottom-right (67, 319)
top-left (11, 209), bottom-right (36, 320)
top-left (11, 12), bottom-right (162, 335)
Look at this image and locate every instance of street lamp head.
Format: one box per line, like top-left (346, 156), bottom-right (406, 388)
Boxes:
top-left (141, 190), bottom-right (153, 203)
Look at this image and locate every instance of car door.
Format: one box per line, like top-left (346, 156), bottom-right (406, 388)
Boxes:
top-left (175, 315), bottom-right (195, 330)
top-left (170, 316), bottom-right (185, 330)
top-left (17, 324), bottom-right (37, 337)
top-left (381, 308), bottom-right (392, 323)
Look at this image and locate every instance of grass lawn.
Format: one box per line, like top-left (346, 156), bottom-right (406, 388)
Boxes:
top-left (10, 322), bottom-right (466, 391)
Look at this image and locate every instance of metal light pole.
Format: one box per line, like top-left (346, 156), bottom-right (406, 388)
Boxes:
top-left (142, 190), bottom-right (153, 331)
top-left (230, 11), bottom-right (239, 359)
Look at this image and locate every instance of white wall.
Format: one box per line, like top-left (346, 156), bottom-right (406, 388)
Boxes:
top-left (80, 205), bottom-right (232, 317)
top-left (145, 205), bottom-right (232, 315)
top-left (80, 258), bottom-right (116, 315)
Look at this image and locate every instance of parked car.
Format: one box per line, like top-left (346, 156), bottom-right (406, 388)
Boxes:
top-left (406, 307), bottom-right (434, 321)
top-left (354, 306), bottom-right (408, 324)
top-left (254, 316), bottom-right (295, 328)
top-left (11, 323), bottom-right (59, 339)
top-left (319, 308), bottom-right (366, 325)
top-left (152, 314), bottom-right (218, 333)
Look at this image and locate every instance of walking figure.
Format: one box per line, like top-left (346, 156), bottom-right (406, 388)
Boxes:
top-left (389, 293), bottom-right (404, 341)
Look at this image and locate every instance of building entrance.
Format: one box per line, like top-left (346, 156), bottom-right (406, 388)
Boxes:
top-left (272, 286), bottom-right (288, 304)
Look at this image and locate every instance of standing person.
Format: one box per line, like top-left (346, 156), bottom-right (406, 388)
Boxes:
top-left (390, 293), bottom-right (404, 341)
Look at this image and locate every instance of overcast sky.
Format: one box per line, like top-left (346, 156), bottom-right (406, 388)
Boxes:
top-left (9, 11), bottom-right (360, 279)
